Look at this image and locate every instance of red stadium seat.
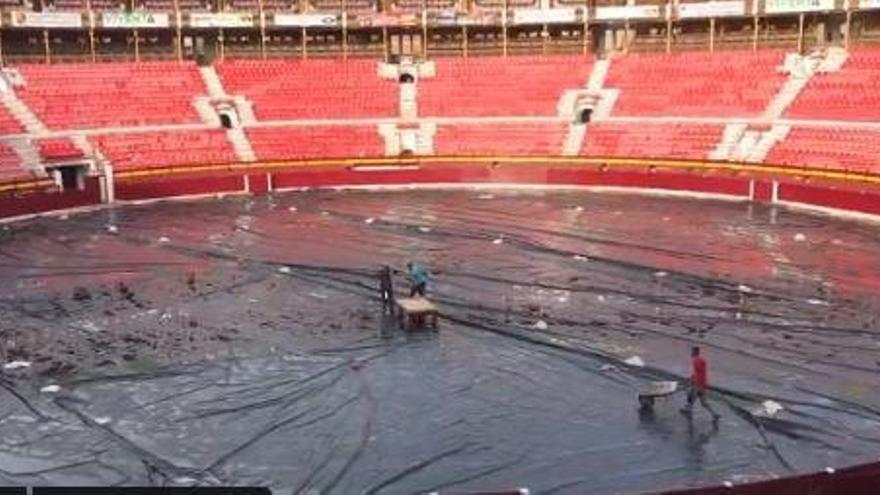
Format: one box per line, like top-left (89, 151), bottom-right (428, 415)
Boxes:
top-left (766, 127), bottom-right (880, 173)
top-left (434, 123), bottom-right (568, 155)
top-left (90, 130), bottom-right (236, 171)
top-left (247, 126), bottom-right (384, 160)
top-left (582, 122), bottom-right (723, 160)
top-left (786, 48), bottom-right (880, 121)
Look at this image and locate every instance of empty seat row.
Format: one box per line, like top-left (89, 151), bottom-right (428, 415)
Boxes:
top-left (0, 143), bottom-right (33, 183)
top-left (786, 48), bottom-right (880, 121)
top-left (766, 127), bottom-right (880, 173)
top-left (247, 125), bottom-right (384, 160)
top-left (581, 122), bottom-right (723, 160)
top-left (434, 123), bottom-right (568, 155)
top-left (35, 138), bottom-right (84, 162)
top-left (90, 130), bottom-right (236, 170)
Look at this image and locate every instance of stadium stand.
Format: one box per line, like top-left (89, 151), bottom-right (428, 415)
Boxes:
top-left (247, 126), bottom-right (384, 160)
top-left (0, 143), bottom-right (29, 182)
top-left (90, 130), bottom-right (236, 170)
top-left (765, 127), bottom-right (880, 173)
top-left (0, 106), bottom-right (24, 135)
top-left (419, 55), bottom-right (593, 117)
top-left (581, 122), bottom-right (723, 160)
top-left (17, 62), bottom-right (205, 130)
top-left (309, 0), bottom-right (376, 12)
top-left (216, 59), bottom-right (397, 120)
top-left (605, 50), bottom-right (787, 117)
top-left (474, 0), bottom-right (537, 7)
top-left (434, 123), bottom-right (568, 155)
top-left (35, 138), bottom-right (84, 163)
top-left (392, 0), bottom-right (457, 11)
top-left (785, 48), bottom-right (880, 121)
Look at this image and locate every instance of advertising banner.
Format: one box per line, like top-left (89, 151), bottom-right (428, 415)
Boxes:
top-left (102, 12), bottom-right (170, 29)
top-left (10, 11), bottom-right (83, 28)
top-left (594, 5), bottom-right (663, 20)
top-left (511, 8), bottom-right (581, 25)
top-left (356, 13), bottom-right (419, 27)
top-left (677, 1), bottom-right (745, 18)
top-left (190, 12), bottom-right (255, 28)
top-left (273, 13), bottom-right (339, 27)
top-left (859, 0), bottom-right (880, 9)
top-left (764, 0), bottom-right (834, 13)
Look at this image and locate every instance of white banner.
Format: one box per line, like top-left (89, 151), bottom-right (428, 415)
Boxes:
top-left (10, 11), bottom-right (82, 28)
top-left (273, 13), bottom-right (339, 27)
top-left (678, 1), bottom-right (746, 18)
top-left (102, 12), bottom-right (170, 29)
top-left (512, 8), bottom-right (580, 25)
top-left (190, 12), bottom-right (255, 28)
top-left (595, 5), bottom-right (663, 20)
top-left (764, 0), bottom-right (834, 13)
top-left (860, 0), bottom-right (880, 9)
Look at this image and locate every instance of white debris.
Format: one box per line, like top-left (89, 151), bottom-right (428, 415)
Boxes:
top-left (94, 417), bottom-right (112, 425)
top-left (418, 226), bottom-right (431, 233)
top-left (308, 292), bottom-right (328, 300)
top-left (40, 385), bottom-right (61, 394)
top-left (3, 361), bottom-right (31, 370)
top-left (492, 237), bottom-right (504, 245)
top-left (158, 236), bottom-right (170, 243)
top-left (662, 217), bottom-right (671, 222)
top-left (761, 400), bottom-right (784, 417)
top-left (597, 295), bottom-right (606, 303)
top-left (288, 206), bottom-right (298, 212)
top-left (737, 284), bottom-right (753, 293)
top-left (807, 298), bottom-right (829, 306)
top-left (794, 233), bottom-right (806, 242)
top-left (364, 217), bottom-right (375, 224)
top-left (106, 225), bottom-right (118, 234)
top-left (824, 467), bottom-right (835, 474)
top-left (599, 364), bottom-right (617, 372)
top-left (654, 271), bottom-right (668, 278)
top-left (278, 266), bottom-right (291, 274)
top-left (723, 480), bottom-right (734, 488)
top-left (557, 297), bottom-right (568, 303)
top-left (477, 194), bottom-right (494, 200)
top-left (573, 255), bottom-right (588, 261)
top-left (321, 211), bottom-right (329, 216)
top-left (248, 298), bottom-right (259, 304)
top-left (533, 320), bottom-right (548, 330)
top-left (831, 238), bottom-right (842, 245)
top-left (624, 356), bottom-right (645, 367)
top-left (58, 214), bottom-right (69, 221)
top-left (573, 206), bottom-right (584, 212)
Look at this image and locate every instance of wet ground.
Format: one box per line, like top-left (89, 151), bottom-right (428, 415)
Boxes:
top-left (1, 188), bottom-right (880, 494)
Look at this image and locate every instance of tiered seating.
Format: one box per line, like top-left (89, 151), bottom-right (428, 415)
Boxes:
top-left (35, 138), bottom-right (84, 163)
top-left (420, 55), bottom-right (592, 117)
top-left (392, 0), bottom-right (456, 12)
top-left (51, 0), bottom-right (86, 9)
top-left (0, 106), bottom-right (24, 135)
top-left (261, 0), bottom-right (294, 8)
top-left (435, 123), bottom-right (567, 155)
top-left (90, 130), bottom-right (236, 170)
top-left (246, 126), bottom-right (384, 160)
top-left (308, 0), bottom-right (376, 11)
top-left (216, 59), bottom-right (397, 120)
top-left (177, 0), bottom-right (210, 9)
top-left (0, 143), bottom-right (30, 183)
top-left (0, 0), bottom-right (22, 7)
top-left (786, 49), bottom-right (880, 121)
top-left (581, 122), bottom-right (723, 160)
top-left (766, 127), bottom-right (880, 173)
top-left (142, 0), bottom-right (176, 8)
top-left (605, 50), bottom-right (787, 117)
top-left (17, 62), bottom-right (205, 130)
top-left (474, 0), bottom-right (536, 7)
top-left (88, 0), bottom-right (120, 9)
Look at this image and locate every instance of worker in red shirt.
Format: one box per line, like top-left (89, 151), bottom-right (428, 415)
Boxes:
top-left (681, 346), bottom-right (721, 421)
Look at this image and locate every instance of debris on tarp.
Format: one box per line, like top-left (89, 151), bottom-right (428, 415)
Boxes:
top-left (106, 225), bottom-right (118, 234)
top-left (654, 271), bottom-right (668, 278)
top-left (753, 400), bottom-right (784, 417)
top-left (794, 233), bottom-right (806, 242)
top-left (599, 364), bottom-right (617, 372)
top-left (364, 217), bottom-right (375, 224)
top-left (418, 226), bottom-right (431, 233)
top-left (40, 384), bottom-right (61, 394)
top-left (624, 356), bottom-right (645, 367)
top-left (3, 360), bottom-right (31, 370)
top-left (288, 206), bottom-right (298, 212)
top-left (738, 284), bottom-right (753, 293)
top-left (573, 255), bottom-right (588, 261)
top-left (492, 237), bottom-right (504, 245)
top-left (278, 266), bottom-right (291, 274)
top-left (158, 236), bottom-right (170, 243)
top-left (478, 194), bottom-right (495, 200)
top-left (807, 298), bottom-right (829, 306)
top-left (94, 417), bottom-right (112, 425)
top-left (532, 320), bottom-right (548, 330)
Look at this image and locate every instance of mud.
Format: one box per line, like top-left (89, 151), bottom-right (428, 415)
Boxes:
top-left (1, 189), bottom-right (880, 494)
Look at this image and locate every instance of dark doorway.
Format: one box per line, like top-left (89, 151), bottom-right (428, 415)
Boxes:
top-left (578, 108), bottom-right (593, 124)
top-left (399, 73), bottom-right (415, 84)
top-left (219, 113), bottom-right (233, 129)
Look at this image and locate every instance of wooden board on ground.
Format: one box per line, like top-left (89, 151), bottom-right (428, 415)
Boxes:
top-left (396, 297), bottom-right (439, 331)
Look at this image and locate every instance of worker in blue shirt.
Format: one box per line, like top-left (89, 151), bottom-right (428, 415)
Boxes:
top-left (407, 262), bottom-right (430, 297)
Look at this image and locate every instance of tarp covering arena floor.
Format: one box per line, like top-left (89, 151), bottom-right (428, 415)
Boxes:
top-left (1, 189), bottom-right (880, 494)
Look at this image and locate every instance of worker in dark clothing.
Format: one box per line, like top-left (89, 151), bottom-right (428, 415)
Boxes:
top-left (407, 262), bottom-right (430, 297)
top-left (681, 346), bottom-right (721, 421)
top-left (379, 265), bottom-right (394, 315)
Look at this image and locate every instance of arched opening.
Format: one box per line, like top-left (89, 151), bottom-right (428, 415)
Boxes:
top-left (577, 108), bottom-right (593, 124)
top-left (219, 113), bottom-right (233, 129)
top-left (50, 164), bottom-right (87, 192)
top-left (399, 72), bottom-right (415, 84)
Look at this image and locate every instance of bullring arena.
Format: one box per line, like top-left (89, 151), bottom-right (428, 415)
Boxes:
top-left (1, 2), bottom-right (880, 493)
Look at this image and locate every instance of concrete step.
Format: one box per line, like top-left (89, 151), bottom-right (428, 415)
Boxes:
top-left (227, 128), bottom-right (256, 162)
top-left (562, 123), bottom-right (587, 156)
top-left (199, 66), bottom-right (228, 98)
top-left (1, 92), bottom-right (47, 135)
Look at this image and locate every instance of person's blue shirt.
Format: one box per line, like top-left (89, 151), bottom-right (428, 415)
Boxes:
top-left (409, 263), bottom-right (430, 286)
